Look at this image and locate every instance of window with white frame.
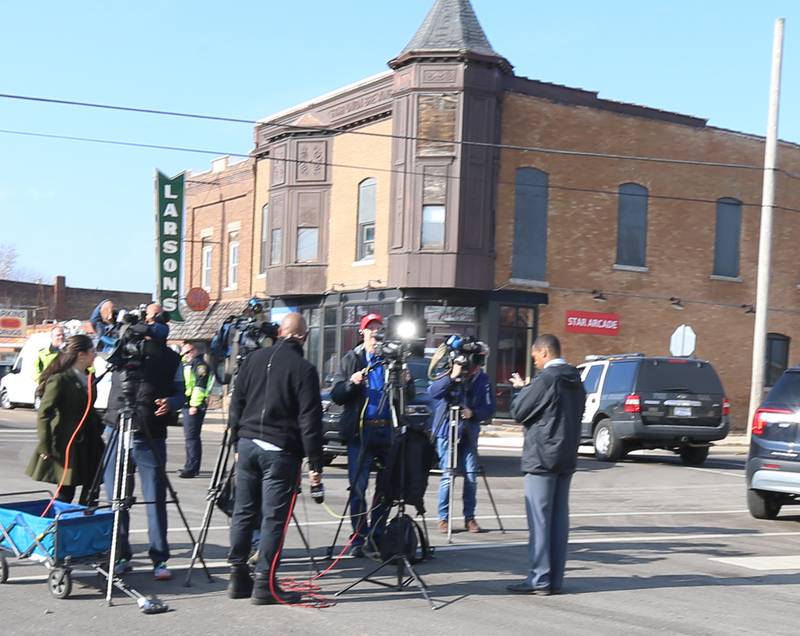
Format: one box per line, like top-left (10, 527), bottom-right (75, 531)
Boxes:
top-left (201, 244), bottom-right (213, 291)
top-left (357, 178), bottom-right (376, 260)
top-left (227, 231), bottom-right (239, 288)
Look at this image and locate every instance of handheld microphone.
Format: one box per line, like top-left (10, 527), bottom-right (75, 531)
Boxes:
top-left (310, 483), bottom-right (325, 504)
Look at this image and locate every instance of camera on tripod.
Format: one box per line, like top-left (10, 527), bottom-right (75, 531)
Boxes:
top-left (210, 298), bottom-right (279, 384)
top-left (373, 315), bottom-right (426, 362)
top-left (429, 335), bottom-right (488, 380)
top-left (98, 305), bottom-right (169, 370)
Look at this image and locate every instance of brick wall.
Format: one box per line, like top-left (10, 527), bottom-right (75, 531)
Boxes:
top-left (496, 92), bottom-right (800, 430)
top-left (184, 158), bottom-right (256, 302)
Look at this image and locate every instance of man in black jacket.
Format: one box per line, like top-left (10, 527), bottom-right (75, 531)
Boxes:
top-left (507, 334), bottom-right (586, 596)
top-left (227, 313), bottom-right (323, 605)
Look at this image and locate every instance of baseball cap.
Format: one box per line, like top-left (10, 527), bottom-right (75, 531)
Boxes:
top-left (359, 313), bottom-right (384, 332)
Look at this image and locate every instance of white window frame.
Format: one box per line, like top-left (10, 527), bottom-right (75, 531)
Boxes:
top-left (201, 244), bottom-right (213, 291)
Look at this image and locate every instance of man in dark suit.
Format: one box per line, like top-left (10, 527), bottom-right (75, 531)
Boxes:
top-left (507, 334), bottom-right (586, 595)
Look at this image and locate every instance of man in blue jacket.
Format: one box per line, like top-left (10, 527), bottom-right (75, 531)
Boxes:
top-left (429, 357), bottom-right (495, 534)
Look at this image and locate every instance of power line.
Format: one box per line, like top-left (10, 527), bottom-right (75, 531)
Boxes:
top-left (2, 91), bottom-right (791, 175)
top-left (2, 126), bottom-right (799, 216)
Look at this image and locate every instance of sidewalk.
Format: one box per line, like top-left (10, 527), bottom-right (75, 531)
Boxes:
top-left (201, 411), bottom-right (749, 453)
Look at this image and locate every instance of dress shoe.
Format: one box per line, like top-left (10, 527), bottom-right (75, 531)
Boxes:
top-left (251, 574), bottom-right (303, 605)
top-left (465, 519), bottom-right (482, 533)
top-left (506, 582), bottom-right (536, 594)
top-left (178, 470), bottom-right (197, 479)
top-left (438, 519), bottom-right (449, 534)
top-left (227, 566), bottom-right (253, 599)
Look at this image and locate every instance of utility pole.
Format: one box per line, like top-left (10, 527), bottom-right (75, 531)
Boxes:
top-left (748, 18), bottom-right (786, 436)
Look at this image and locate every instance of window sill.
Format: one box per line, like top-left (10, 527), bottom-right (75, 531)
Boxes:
top-left (710, 275), bottom-right (742, 283)
top-left (508, 278), bottom-right (549, 289)
top-left (256, 273), bottom-right (266, 279)
top-left (613, 264), bottom-right (649, 273)
top-left (352, 259), bottom-right (376, 267)
top-left (223, 286), bottom-right (238, 292)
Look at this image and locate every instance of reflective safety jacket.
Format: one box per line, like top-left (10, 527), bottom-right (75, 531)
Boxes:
top-left (34, 346), bottom-right (60, 383)
top-left (183, 355), bottom-right (214, 408)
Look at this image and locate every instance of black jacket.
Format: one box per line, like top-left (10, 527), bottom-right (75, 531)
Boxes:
top-left (229, 339), bottom-right (324, 472)
top-left (103, 345), bottom-right (181, 440)
top-left (510, 362), bottom-right (586, 475)
top-left (330, 345), bottom-right (414, 442)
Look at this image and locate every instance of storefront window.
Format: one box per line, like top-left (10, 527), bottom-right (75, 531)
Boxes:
top-left (495, 305), bottom-right (537, 414)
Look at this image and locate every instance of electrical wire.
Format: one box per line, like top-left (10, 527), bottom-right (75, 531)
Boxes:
top-left (40, 373), bottom-right (94, 517)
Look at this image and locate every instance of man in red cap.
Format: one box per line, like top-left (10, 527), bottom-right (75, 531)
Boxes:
top-left (331, 313), bottom-right (393, 557)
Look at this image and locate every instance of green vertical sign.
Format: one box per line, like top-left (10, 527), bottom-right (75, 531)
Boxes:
top-left (156, 171), bottom-right (184, 322)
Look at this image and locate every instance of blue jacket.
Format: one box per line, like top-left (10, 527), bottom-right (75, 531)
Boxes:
top-left (429, 371), bottom-right (495, 441)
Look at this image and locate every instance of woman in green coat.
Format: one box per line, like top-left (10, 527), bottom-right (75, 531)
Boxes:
top-left (26, 334), bottom-right (105, 504)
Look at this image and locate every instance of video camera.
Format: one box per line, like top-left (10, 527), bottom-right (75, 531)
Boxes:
top-left (428, 335), bottom-right (488, 380)
top-left (210, 298), bottom-right (279, 384)
top-left (373, 315), bottom-right (426, 362)
top-left (98, 305), bottom-right (170, 370)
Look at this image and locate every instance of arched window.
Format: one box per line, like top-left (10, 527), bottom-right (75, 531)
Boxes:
top-left (357, 178), bottom-right (376, 260)
top-left (616, 183), bottom-right (648, 268)
top-left (713, 198), bottom-right (742, 278)
top-left (512, 167), bottom-right (549, 281)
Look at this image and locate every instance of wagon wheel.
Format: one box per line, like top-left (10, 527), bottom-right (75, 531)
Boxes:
top-left (48, 569), bottom-right (72, 599)
top-left (0, 555), bottom-right (8, 584)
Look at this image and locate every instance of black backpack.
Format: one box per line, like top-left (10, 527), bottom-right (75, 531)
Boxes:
top-left (380, 513), bottom-right (430, 564)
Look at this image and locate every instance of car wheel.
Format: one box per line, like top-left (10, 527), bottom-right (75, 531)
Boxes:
top-left (0, 389), bottom-right (13, 410)
top-left (679, 445), bottom-right (709, 466)
top-left (593, 419), bottom-right (623, 462)
top-left (747, 488), bottom-right (782, 520)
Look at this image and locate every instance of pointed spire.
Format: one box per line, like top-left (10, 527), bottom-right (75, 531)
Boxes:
top-left (391, 0), bottom-right (511, 71)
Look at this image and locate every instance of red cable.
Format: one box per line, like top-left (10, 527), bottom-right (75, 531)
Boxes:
top-left (40, 374), bottom-right (94, 517)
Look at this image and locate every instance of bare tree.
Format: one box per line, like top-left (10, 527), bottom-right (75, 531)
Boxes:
top-left (0, 243), bottom-right (46, 282)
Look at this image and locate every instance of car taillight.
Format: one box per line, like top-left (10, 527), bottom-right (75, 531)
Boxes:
top-left (722, 398), bottom-right (730, 416)
top-left (624, 394), bottom-right (641, 413)
top-left (752, 407), bottom-right (792, 436)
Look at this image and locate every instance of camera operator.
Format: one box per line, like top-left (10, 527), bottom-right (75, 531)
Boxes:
top-left (226, 313), bottom-right (323, 605)
top-left (429, 353), bottom-right (495, 534)
top-left (89, 299), bottom-right (116, 347)
top-left (178, 342), bottom-right (214, 479)
top-left (102, 303), bottom-right (184, 582)
top-left (331, 313), bottom-right (414, 558)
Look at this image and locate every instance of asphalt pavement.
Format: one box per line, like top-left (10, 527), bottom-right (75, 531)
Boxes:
top-left (1, 407), bottom-right (798, 635)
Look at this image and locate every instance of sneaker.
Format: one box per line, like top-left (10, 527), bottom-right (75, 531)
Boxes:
top-left (348, 544), bottom-right (365, 558)
top-left (113, 558), bottom-right (132, 576)
top-left (153, 562), bottom-right (172, 581)
top-left (178, 470), bottom-right (197, 479)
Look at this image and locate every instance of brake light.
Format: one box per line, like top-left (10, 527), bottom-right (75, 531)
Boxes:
top-left (668, 359), bottom-right (689, 364)
top-left (752, 407), bottom-right (792, 436)
top-left (624, 394), bottom-right (641, 413)
top-left (722, 398), bottom-right (730, 416)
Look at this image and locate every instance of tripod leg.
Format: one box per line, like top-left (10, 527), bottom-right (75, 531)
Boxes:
top-left (106, 423), bottom-right (133, 605)
top-left (401, 556), bottom-right (436, 610)
top-left (476, 451), bottom-right (506, 534)
top-left (292, 513), bottom-right (321, 576)
top-left (326, 496), bottom-right (352, 558)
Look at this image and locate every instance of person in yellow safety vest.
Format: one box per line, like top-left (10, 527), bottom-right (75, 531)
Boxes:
top-left (178, 342), bottom-right (215, 478)
top-left (34, 326), bottom-right (66, 384)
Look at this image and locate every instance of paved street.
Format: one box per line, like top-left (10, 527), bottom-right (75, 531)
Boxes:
top-left (1, 407), bottom-right (799, 635)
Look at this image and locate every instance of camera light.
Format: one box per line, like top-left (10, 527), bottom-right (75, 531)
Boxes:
top-left (396, 320), bottom-right (417, 340)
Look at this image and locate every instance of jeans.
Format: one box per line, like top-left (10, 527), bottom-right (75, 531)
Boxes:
top-left (181, 407), bottom-right (206, 474)
top-left (228, 439), bottom-right (300, 576)
top-left (103, 427), bottom-right (170, 564)
top-left (347, 426), bottom-right (391, 548)
top-left (523, 472), bottom-right (572, 591)
top-left (436, 431), bottom-right (479, 521)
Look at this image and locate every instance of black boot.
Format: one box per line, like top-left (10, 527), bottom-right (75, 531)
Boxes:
top-left (250, 573), bottom-right (302, 605)
top-left (227, 565), bottom-right (253, 599)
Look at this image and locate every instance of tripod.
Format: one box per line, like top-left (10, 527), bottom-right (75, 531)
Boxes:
top-left (184, 407), bottom-right (321, 586)
top-left (442, 403), bottom-right (506, 543)
top-left (90, 366), bottom-right (212, 608)
top-left (335, 356), bottom-right (437, 610)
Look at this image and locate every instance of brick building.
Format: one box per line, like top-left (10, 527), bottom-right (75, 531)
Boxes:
top-left (183, 0), bottom-right (800, 427)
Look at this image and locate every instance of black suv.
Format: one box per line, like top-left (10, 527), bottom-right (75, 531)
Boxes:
top-left (320, 357), bottom-right (433, 465)
top-left (746, 367), bottom-right (800, 519)
top-left (578, 354), bottom-right (730, 465)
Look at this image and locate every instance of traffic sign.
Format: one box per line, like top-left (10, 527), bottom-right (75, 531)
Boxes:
top-left (670, 324), bottom-right (696, 357)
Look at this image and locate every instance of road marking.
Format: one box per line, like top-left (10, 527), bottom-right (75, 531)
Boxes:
top-left (710, 556), bottom-right (800, 571)
top-left (683, 466), bottom-right (744, 479)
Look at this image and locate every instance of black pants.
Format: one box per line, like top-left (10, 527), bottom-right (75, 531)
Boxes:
top-left (228, 439), bottom-right (300, 576)
top-left (56, 485), bottom-right (90, 505)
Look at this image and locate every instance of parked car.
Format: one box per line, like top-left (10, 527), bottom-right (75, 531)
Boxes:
top-left (746, 367), bottom-right (800, 519)
top-left (578, 353), bottom-right (730, 465)
top-left (321, 357), bottom-right (433, 465)
top-left (0, 332), bottom-right (112, 412)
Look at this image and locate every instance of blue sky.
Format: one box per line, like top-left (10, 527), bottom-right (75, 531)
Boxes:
top-left (1, 0), bottom-right (797, 295)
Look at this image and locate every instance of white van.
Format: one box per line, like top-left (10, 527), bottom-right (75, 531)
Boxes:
top-left (0, 333), bottom-right (111, 411)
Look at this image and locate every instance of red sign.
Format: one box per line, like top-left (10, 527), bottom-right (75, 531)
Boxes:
top-left (565, 311), bottom-right (620, 336)
top-left (185, 287), bottom-right (211, 312)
